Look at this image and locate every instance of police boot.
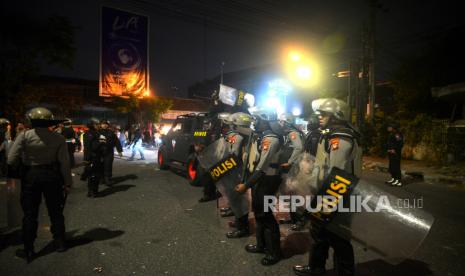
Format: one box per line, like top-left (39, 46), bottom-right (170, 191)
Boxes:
top-left (54, 238), bottom-right (67, 252)
top-left (226, 214), bottom-right (249, 238)
top-left (261, 229), bottom-right (281, 266)
top-left (220, 209), bottom-right (234, 217)
top-left (21, 246), bottom-right (36, 264)
top-left (104, 176), bottom-right (113, 186)
top-left (293, 265), bottom-right (326, 276)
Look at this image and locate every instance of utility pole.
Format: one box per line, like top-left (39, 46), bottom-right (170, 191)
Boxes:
top-left (368, 0), bottom-right (377, 122)
top-left (220, 61), bottom-right (225, 84)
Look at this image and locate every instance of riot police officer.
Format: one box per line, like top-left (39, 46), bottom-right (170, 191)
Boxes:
top-left (236, 110), bottom-right (283, 266)
top-left (81, 117), bottom-right (100, 182)
top-left (277, 113), bottom-right (305, 231)
top-left (98, 119), bottom-right (123, 185)
top-left (222, 112), bottom-right (252, 239)
top-left (87, 124), bottom-right (109, 197)
top-left (386, 123), bottom-right (404, 186)
top-left (293, 98), bottom-right (361, 276)
top-left (61, 118), bottom-right (76, 168)
top-left (304, 114), bottom-right (321, 157)
top-left (7, 107), bottom-right (72, 263)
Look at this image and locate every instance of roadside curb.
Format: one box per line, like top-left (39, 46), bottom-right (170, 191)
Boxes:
top-left (363, 160), bottom-right (465, 186)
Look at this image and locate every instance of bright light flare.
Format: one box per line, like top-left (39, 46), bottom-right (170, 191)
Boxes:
top-left (296, 66), bottom-right (312, 80)
top-left (282, 47), bottom-right (320, 88)
top-left (292, 107), bottom-right (302, 116)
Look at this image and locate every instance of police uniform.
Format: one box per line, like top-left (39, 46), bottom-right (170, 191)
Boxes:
top-left (7, 114), bottom-right (72, 260)
top-left (294, 98), bottom-right (361, 276)
top-left (86, 131), bottom-right (107, 197)
top-left (282, 126), bottom-right (305, 228)
top-left (223, 129), bottom-right (250, 238)
top-left (304, 128), bottom-right (321, 157)
top-left (61, 124), bottom-right (76, 167)
top-left (98, 127), bottom-right (123, 184)
top-left (244, 129), bottom-right (282, 265)
top-left (309, 125), bottom-right (361, 276)
top-left (387, 129), bottom-right (404, 186)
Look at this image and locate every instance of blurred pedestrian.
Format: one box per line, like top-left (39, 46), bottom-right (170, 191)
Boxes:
top-left (128, 125), bottom-right (145, 161)
top-left (116, 126), bottom-right (127, 148)
top-left (7, 107), bottom-right (72, 263)
top-left (386, 123), bottom-right (404, 187)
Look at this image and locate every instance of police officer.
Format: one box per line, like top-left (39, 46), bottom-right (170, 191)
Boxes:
top-left (293, 98), bottom-right (361, 276)
top-left (81, 117), bottom-right (100, 182)
top-left (386, 123), bottom-right (404, 187)
top-left (98, 119), bottom-right (123, 185)
top-left (7, 107), bottom-right (72, 263)
top-left (87, 123), bottom-right (109, 197)
top-left (61, 118), bottom-right (76, 168)
top-left (304, 114), bottom-right (321, 157)
top-left (222, 112), bottom-right (252, 239)
top-left (236, 110), bottom-right (283, 266)
top-left (277, 113), bottom-right (305, 231)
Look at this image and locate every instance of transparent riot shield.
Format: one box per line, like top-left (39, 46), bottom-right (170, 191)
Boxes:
top-left (284, 152), bottom-right (435, 265)
top-left (197, 139), bottom-right (229, 170)
top-left (197, 138), bottom-right (248, 217)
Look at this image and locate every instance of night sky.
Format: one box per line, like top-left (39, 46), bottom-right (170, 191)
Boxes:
top-left (5, 0), bottom-right (464, 97)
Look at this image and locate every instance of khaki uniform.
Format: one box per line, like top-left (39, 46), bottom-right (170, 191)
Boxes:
top-left (245, 130), bottom-right (282, 259)
top-left (310, 126), bottom-right (361, 276)
top-left (7, 128), bottom-right (72, 250)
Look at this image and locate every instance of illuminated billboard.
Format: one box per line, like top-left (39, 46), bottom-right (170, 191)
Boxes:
top-left (100, 6), bottom-right (149, 97)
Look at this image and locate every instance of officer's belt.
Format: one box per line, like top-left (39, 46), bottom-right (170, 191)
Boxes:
top-left (269, 163), bottom-right (279, 169)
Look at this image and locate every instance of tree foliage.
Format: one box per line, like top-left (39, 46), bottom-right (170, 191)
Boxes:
top-left (109, 95), bottom-right (172, 126)
top-left (0, 13), bottom-right (77, 120)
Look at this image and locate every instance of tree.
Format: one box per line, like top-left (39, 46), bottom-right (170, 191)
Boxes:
top-left (0, 13), bottom-right (77, 121)
top-left (109, 95), bottom-right (172, 127)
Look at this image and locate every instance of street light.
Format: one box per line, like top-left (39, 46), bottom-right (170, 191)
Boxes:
top-left (283, 48), bottom-right (320, 88)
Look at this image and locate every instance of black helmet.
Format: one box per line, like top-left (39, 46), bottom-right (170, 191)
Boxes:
top-left (63, 118), bottom-right (72, 126)
top-left (100, 119), bottom-right (110, 125)
top-left (307, 114), bottom-right (320, 130)
top-left (87, 117), bottom-right (100, 128)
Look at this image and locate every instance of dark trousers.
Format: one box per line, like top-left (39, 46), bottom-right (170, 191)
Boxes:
top-left (103, 153), bottom-right (114, 179)
top-left (202, 174), bottom-right (217, 198)
top-left (310, 223), bottom-right (354, 276)
top-left (21, 168), bottom-right (65, 249)
top-left (66, 143), bottom-right (75, 168)
top-left (252, 175), bottom-right (281, 258)
top-left (88, 161), bottom-right (104, 195)
top-left (388, 154), bottom-right (401, 180)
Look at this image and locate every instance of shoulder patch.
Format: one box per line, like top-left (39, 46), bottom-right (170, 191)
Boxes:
top-left (227, 134), bottom-right (237, 144)
top-left (262, 138), bottom-right (271, 151)
top-left (330, 138), bottom-right (340, 151)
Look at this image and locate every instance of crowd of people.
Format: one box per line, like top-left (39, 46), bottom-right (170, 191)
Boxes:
top-left (0, 97), bottom-right (404, 275)
top-left (193, 97), bottom-right (403, 275)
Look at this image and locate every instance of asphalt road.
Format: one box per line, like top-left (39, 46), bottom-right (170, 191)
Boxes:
top-left (1, 150), bottom-right (464, 276)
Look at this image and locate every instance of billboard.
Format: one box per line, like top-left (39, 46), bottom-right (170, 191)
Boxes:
top-left (100, 6), bottom-right (149, 97)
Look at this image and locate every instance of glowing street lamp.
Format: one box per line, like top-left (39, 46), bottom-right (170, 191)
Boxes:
top-left (283, 48), bottom-right (320, 88)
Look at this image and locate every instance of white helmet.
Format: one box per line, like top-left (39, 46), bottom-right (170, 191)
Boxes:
top-left (312, 98), bottom-right (348, 120)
